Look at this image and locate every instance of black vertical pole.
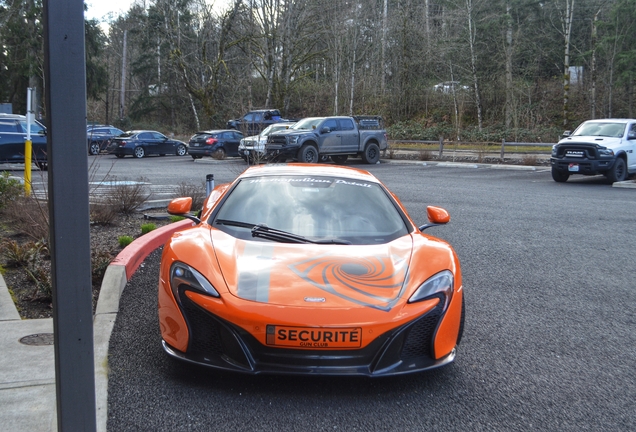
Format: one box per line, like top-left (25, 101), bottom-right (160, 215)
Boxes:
top-left (42, 1), bottom-right (96, 430)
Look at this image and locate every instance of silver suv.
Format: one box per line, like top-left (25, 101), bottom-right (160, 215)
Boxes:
top-left (0, 114), bottom-right (47, 170)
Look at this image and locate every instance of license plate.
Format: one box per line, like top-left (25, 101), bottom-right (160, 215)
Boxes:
top-left (266, 325), bottom-right (362, 349)
top-left (568, 163), bottom-right (579, 172)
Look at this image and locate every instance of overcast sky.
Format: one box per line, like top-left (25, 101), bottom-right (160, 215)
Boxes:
top-left (85, 0), bottom-right (231, 21)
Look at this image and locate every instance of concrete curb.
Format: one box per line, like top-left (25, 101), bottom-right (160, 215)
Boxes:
top-left (93, 218), bottom-right (192, 431)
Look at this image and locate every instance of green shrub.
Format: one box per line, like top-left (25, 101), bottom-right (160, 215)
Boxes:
top-left (0, 171), bottom-right (23, 209)
top-left (118, 235), bottom-right (134, 247)
top-left (140, 223), bottom-right (156, 234)
top-left (169, 215), bottom-right (185, 222)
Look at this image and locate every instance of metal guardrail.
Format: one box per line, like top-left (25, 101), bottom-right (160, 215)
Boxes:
top-left (389, 139), bottom-right (554, 160)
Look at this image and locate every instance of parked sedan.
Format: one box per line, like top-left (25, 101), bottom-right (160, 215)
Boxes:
top-left (188, 129), bottom-right (243, 159)
top-left (107, 130), bottom-right (187, 158)
top-left (87, 125), bottom-right (124, 155)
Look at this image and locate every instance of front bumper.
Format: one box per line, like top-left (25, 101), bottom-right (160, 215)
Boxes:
top-left (550, 157), bottom-right (617, 175)
top-left (162, 291), bottom-right (456, 376)
top-left (265, 146), bottom-right (299, 162)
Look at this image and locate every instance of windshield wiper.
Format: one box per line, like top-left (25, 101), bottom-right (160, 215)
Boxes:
top-left (251, 224), bottom-right (350, 245)
top-left (215, 219), bottom-right (350, 244)
top-left (215, 219), bottom-right (256, 229)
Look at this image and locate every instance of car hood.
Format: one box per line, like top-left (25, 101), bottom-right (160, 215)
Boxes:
top-left (558, 135), bottom-right (623, 147)
top-left (211, 229), bottom-right (413, 311)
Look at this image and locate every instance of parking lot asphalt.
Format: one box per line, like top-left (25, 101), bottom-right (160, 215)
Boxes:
top-left (0, 161), bottom-right (636, 431)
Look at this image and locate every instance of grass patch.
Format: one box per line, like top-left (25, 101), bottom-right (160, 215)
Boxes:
top-left (118, 235), bottom-right (134, 247)
top-left (140, 223), bottom-right (157, 235)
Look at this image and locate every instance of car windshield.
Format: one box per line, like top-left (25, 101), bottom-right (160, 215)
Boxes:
top-left (572, 122), bottom-right (626, 138)
top-left (291, 118), bottom-right (324, 130)
top-left (213, 175), bottom-right (409, 245)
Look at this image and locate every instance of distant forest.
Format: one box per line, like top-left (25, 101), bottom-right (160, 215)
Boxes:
top-left (1, 0), bottom-right (635, 142)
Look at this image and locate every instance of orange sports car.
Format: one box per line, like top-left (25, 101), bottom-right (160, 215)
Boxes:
top-left (159, 164), bottom-right (464, 376)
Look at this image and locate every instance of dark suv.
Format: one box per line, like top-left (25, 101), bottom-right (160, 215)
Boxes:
top-left (0, 113), bottom-right (47, 170)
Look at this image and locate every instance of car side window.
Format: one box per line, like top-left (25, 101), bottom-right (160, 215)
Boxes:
top-left (137, 132), bottom-right (151, 140)
top-left (0, 120), bottom-right (17, 133)
top-left (18, 120), bottom-right (45, 134)
top-left (339, 119), bottom-right (355, 131)
top-left (233, 132), bottom-right (243, 139)
top-left (323, 119), bottom-right (338, 132)
top-left (151, 132), bottom-right (166, 140)
top-left (629, 124), bottom-right (636, 139)
top-left (243, 113), bottom-right (255, 122)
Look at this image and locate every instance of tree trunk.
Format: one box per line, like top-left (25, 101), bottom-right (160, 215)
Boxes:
top-left (562, 0), bottom-right (575, 128)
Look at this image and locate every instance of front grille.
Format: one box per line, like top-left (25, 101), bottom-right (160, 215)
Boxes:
top-left (555, 144), bottom-right (598, 159)
top-left (268, 135), bottom-right (287, 146)
top-left (401, 301), bottom-right (443, 360)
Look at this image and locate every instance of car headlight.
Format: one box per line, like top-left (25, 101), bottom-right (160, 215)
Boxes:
top-left (598, 147), bottom-right (614, 157)
top-left (408, 270), bottom-right (453, 311)
top-left (170, 262), bottom-right (219, 301)
top-left (288, 136), bottom-right (298, 145)
top-left (239, 139), bottom-right (245, 150)
top-left (551, 145), bottom-right (557, 157)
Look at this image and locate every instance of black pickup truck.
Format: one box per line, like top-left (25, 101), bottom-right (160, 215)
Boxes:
top-left (226, 109), bottom-right (288, 136)
top-left (265, 116), bottom-right (388, 164)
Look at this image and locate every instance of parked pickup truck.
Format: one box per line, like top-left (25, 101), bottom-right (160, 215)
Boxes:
top-left (550, 118), bottom-right (636, 182)
top-left (227, 109), bottom-right (289, 136)
top-left (265, 116), bottom-right (388, 164)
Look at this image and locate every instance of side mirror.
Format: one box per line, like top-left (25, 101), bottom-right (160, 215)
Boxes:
top-left (167, 197), bottom-right (200, 223)
top-left (562, 130), bottom-right (571, 138)
top-left (418, 206), bottom-right (450, 231)
top-left (321, 127), bottom-right (330, 134)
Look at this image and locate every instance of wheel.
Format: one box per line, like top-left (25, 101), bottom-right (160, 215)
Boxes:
top-left (89, 141), bottom-right (100, 155)
top-left (133, 146), bottom-right (145, 158)
top-left (115, 154), bottom-right (125, 159)
top-left (297, 144), bottom-right (319, 163)
top-left (331, 155), bottom-right (348, 164)
top-left (551, 167), bottom-right (569, 183)
top-left (361, 143), bottom-right (380, 164)
top-left (191, 155), bottom-right (202, 159)
top-left (213, 148), bottom-right (226, 159)
top-left (606, 158), bottom-right (627, 182)
top-left (176, 144), bottom-right (187, 156)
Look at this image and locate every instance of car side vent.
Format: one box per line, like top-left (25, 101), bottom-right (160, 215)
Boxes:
top-left (401, 302), bottom-right (443, 360)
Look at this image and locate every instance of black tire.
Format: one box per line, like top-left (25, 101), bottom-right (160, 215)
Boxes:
top-left (116, 154), bottom-right (125, 159)
top-left (331, 155), bottom-right (348, 164)
top-left (551, 167), bottom-right (569, 183)
top-left (298, 144), bottom-right (319, 163)
top-left (361, 143), bottom-right (380, 164)
top-left (213, 148), bottom-right (226, 159)
top-left (133, 146), bottom-right (145, 158)
top-left (606, 157), bottom-right (627, 182)
top-left (191, 155), bottom-right (202, 160)
top-left (89, 141), bottom-right (100, 155)
top-left (176, 144), bottom-right (187, 156)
